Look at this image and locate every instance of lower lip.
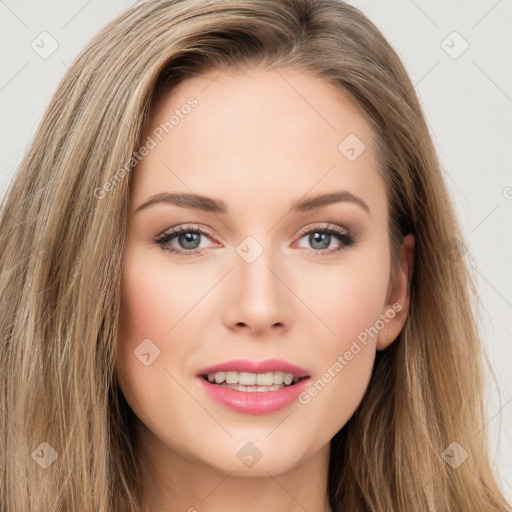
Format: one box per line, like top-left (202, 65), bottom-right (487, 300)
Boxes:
top-left (197, 377), bottom-right (311, 415)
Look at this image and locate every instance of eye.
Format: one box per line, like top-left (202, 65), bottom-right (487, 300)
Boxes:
top-left (153, 225), bottom-right (218, 256)
top-left (294, 223), bottom-right (357, 255)
top-left (153, 223), bottom-right (357, 257)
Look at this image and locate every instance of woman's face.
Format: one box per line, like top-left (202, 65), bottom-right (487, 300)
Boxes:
top-left (116, 66), bottom-right (413, 477)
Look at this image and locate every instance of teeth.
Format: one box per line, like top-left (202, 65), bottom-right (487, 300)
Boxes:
top-left (240, 372), bottom-right (257, 385)
top-left (214, 382), bottom-right (289, 392)
top-left (274, 371), bottom-right (284, 385)
top-left (205, 371), bottom-right (301, 386)
top-left (226, 372), bottom-right (238, 384)
top-left (214, 372), bottom-right (225, 384)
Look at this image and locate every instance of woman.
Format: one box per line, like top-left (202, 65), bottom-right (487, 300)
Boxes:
top-left (1, 1), bottom-right (510, 511)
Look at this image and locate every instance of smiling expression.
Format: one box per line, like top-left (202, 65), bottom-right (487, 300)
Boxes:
top-left (115, 65), bottom-right (411, 477)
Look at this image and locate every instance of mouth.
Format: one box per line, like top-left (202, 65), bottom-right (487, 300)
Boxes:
top-left (200, 371), bottom-right (309, 392)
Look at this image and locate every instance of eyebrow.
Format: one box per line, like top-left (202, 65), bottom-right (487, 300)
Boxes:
top-left (134, 190), bottom-right (370, 216)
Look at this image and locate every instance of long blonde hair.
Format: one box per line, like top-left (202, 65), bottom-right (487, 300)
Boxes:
top-left (1, 1), bottom-right (509, 510)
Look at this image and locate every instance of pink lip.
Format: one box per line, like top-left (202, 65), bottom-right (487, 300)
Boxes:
top-left (197, 376), bottom-right (311, 415)
top-left (196, 358), bottom-right (311, 415)
top-left (196, 358), bottom-right (310, 378)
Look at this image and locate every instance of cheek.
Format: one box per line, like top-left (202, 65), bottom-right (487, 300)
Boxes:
top-left (115, 246), bottom-right (217, 389)
top-left (304, 274), bottom-right (383, 386)
top-left (116, 249), bottom-right (175, 376)
top-left (114, 252), bottom-right (204, 433)
top-left (118, 247), bottom-right (204, 342)
top-left (302, 250), bottom-right (390, 352)
top-left (292, 247), bottom-right (389, 426)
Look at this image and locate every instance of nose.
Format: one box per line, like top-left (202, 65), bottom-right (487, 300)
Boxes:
top-left (222, 243), bottom-right (293, 336)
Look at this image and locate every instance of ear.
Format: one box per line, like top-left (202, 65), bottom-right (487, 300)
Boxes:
top-left (377, 233), bottom-right (415, 351)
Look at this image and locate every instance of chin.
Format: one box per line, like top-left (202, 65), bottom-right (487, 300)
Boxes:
top-left (194, 437), bottom-right (311, 477)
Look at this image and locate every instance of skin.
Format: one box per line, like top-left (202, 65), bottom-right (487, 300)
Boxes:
top-left (115, 65), bottom-right (415, 512)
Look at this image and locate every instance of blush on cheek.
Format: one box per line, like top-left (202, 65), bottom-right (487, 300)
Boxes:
top-left (330, 297), bottom-right (384, 352)
top-left (118, 285), bottom-right (146, 340)
top-left (119, 247), bottom-right (167, 333)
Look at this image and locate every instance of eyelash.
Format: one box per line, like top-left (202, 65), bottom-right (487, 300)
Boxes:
top-left (153, 223), bottom-right (357, 257)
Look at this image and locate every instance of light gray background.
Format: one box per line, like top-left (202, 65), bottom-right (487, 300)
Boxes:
top-left (1, 0), bottom-right (511, 501)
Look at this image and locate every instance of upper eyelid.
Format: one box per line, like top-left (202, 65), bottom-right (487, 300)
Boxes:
top-left (295, 223), bottom-right (350, 237)
top-left (160, 222), bottom-right (351, 237)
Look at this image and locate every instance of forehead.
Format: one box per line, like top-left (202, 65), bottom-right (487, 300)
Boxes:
top-left (131, 66), bottom-right (385, 218)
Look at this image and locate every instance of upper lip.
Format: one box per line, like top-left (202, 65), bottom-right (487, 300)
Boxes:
top-left (197, 359), bottom-right (310, 378)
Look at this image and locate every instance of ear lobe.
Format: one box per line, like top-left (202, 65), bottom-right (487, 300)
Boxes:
top-left (377, 233), bottom-right (415, 351)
